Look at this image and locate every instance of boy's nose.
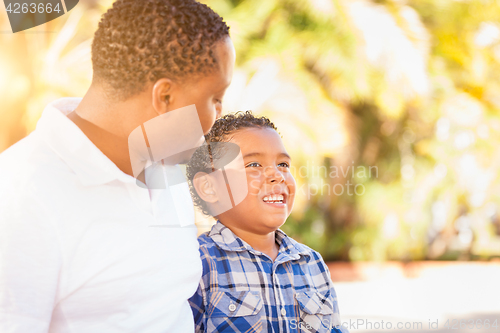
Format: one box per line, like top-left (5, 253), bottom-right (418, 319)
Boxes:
top-left (267, 168), bottom-right (285, 183)
top-left (270, 176), bottom-right (285, 183)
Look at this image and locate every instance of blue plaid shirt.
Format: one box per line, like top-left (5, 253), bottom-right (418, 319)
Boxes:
top-left (189, 221), bottom-right (348, 333)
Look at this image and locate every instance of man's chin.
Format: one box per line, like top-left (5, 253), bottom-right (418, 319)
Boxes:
top-left (161, 147), bottom-right (199, 165)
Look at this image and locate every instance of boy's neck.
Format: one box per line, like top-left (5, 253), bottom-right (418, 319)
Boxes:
top-left (222, 223), bottom-right (280, 261)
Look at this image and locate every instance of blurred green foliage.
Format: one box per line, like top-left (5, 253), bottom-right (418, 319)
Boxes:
top-left (2, 0), bottom-right (500, 261)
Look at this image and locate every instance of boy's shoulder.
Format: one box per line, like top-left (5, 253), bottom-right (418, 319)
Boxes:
top-left (276, 230), bottom-right (325, 261)
top-left (197, 231), bottom-right (215, 248)
top-left (196, 222), bottom-right (248, 254)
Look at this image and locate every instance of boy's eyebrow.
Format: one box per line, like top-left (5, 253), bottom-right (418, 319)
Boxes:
top-left (243, 152), bottom-right (292, 160)
top-left (243, 152), bottom-right (262, 159)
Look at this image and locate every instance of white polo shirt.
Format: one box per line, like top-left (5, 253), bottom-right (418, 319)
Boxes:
top-left (0, 98), bottom-right (202, 333)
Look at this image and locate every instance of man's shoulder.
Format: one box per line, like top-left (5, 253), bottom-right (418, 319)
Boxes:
top-left (0, 132), bottom-right (76, 199)
top-left (1, 131), bottom-right (67, 170)
top-left (0, 132), bottom-right (40, 164)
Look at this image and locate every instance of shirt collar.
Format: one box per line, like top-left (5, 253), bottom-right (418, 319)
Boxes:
top-left (208, 221), bottom-right (312, 260)
top-left (36, 98), bottom-right (135, 186)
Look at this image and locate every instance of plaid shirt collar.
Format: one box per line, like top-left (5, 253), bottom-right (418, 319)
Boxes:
top-left (208, 221), bottom-right (312, 261)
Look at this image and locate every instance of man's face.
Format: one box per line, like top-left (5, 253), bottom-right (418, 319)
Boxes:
top-left (216, 127), bottom-right (296, 235)
top-left (127, 38), bottom-right (234, 171)
top-left (168, 37), bottom-right (235, 134)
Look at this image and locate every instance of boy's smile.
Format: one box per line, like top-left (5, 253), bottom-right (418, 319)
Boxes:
top-left (258, 179), bottom-right (289, 211)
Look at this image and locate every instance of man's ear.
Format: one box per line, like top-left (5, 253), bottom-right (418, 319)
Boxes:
top-left (193, 172), bottom-right (219, 204)
top-left (151, 78), bottom-right (175, 115)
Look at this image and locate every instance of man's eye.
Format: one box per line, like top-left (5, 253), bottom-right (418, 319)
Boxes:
top-left (246, 162), bottom-right (261, 168)
top-left (278, 162), bottom-right (290, 168)
top-left (215, 99), bottom-right (222, 104)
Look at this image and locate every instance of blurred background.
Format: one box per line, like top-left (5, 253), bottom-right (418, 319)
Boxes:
top-left (1, 0), bottom-right (500, 331)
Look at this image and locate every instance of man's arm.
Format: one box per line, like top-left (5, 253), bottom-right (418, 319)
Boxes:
top-left (0, 194), bottom-right (61, 333)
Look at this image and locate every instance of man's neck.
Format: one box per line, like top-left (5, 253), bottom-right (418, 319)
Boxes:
top-left (68, 84), bottom-right (153, 180)
top-left (67, 111), bottom-right (134, 177)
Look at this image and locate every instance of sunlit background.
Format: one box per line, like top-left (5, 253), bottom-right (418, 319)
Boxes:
top-left (1, 0), bottom-right (499, 331)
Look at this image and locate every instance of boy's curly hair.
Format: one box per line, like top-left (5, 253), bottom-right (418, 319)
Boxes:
top-left (91, 0), bottom-right (230, 99)
top-left (187, 111), bottom-right (278, 216)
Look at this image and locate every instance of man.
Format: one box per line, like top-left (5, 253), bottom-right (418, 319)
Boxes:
top-left (0, 0), bottom-right (235, 332)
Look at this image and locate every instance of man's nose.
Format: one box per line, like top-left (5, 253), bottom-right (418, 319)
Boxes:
top-left (216, 104), bottom-right (223, 119)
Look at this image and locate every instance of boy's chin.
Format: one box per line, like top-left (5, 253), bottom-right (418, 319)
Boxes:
top-left (259, 219), bottom-right (287, 233)
top-left (218, 211), bottom-right (287, 234)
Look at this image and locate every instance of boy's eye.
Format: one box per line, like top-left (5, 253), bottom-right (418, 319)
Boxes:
top-left (278, 162), bottom-right (290, 168)
top-left (245, 162), bottom-right (261, 168)
top-left (215, 99), bottom-right (222, 104)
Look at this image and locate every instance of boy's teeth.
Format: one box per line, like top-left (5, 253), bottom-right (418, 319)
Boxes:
top-left (263, 194), bottom-right (284, 203)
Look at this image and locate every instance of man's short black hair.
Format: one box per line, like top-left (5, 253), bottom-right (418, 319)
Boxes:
top-left (91, 0), bottom-right (230, 99)
top-left (187, 111), bottom-right (279, 216)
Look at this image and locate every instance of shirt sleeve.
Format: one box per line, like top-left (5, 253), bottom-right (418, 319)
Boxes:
top-left (0, 193), bottom-right (61, 333)
top-left (333, 325), bottom-right (350, 333)
top-left (188, 243), bottom-right (210, 333)
top-left (325, 267), bottom-right (350, 333)
top-left (312, 252), bottom-right (350, 333)
top-left (326, 274), bottom-right (349, 333)
top-left (188, 284), bottom-right (206, 333)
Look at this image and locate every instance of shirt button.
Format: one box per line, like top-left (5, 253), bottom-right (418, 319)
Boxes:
top-left (281, 308), bottom-right (287, 316)
top-left (229, 304), bottom-right (237, 312)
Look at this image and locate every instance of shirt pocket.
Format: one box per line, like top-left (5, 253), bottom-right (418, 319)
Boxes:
top-left (295, 290), bottom-right (341, 333)
top-left (206, 290), bottom-right (264, 333)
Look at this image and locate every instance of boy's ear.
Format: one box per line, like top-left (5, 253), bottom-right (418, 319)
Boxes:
top-left (151, 78), bottom-right (175, 115)
top-left (192, 172), bottom-right (219, 204)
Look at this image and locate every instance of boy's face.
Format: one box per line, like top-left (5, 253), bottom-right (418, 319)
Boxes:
top-left (215, 127), bottom-right (296, 234)
top-left (166, 37), bottom-right (235, 134)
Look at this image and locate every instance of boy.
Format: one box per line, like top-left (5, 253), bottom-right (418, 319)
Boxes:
top-left (187, 112), bottom-right (348, 333)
